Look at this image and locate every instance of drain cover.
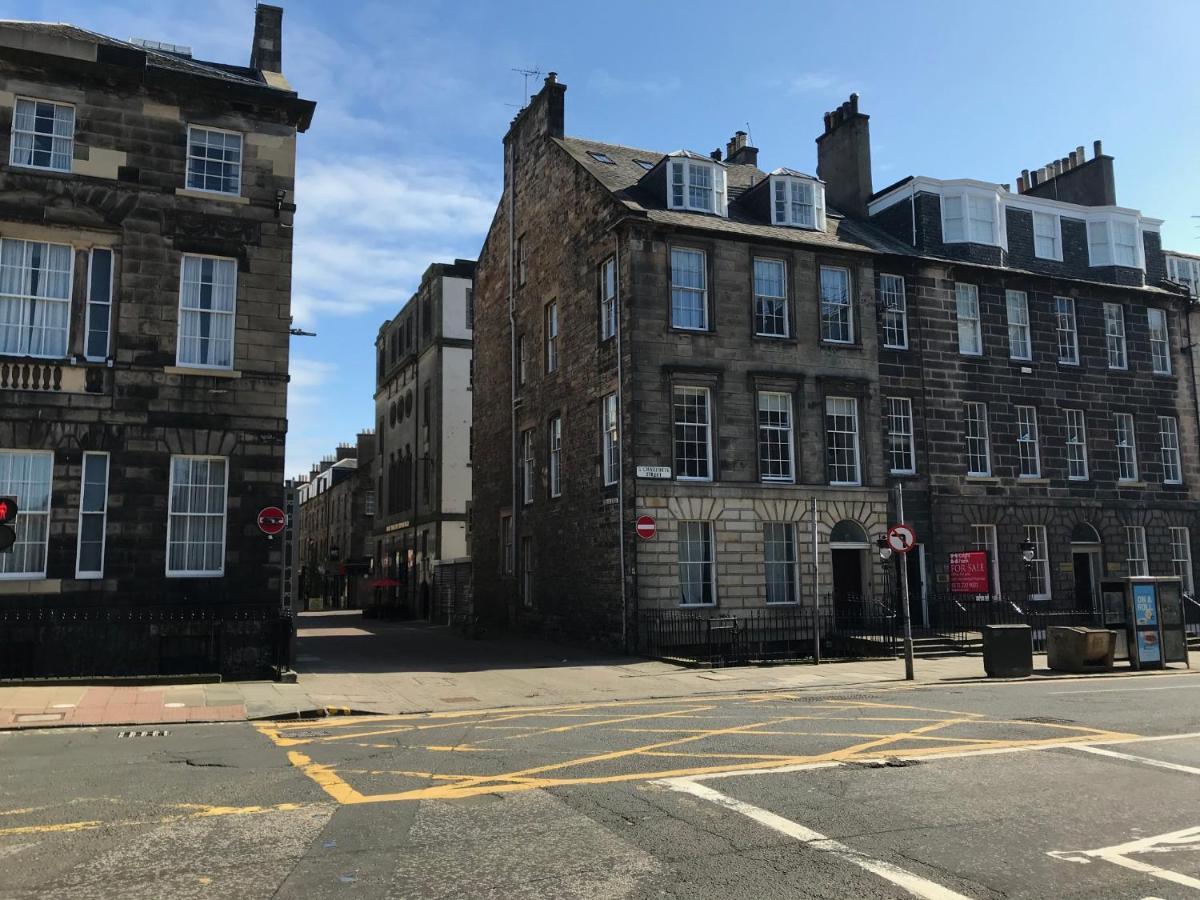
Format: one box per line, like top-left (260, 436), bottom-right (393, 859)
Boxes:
top-left (117, 729), bottom-right (170, 737)
top-left (1017, 716), bottom-right (1075, 725)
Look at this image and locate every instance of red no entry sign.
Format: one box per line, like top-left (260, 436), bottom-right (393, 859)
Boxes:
top-left (257, 506), bottom-right (286, 536)
top-left (635, 515), bottom-right (656, 540)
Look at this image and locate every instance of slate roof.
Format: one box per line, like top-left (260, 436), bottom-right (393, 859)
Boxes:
top-left (0, 20), bottom-right (288, 92)
top-left (556, 136), bottom-right (915, 257)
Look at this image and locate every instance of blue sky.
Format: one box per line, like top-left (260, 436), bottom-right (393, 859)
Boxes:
top-left (12, 0), bottom-right (1200, 476)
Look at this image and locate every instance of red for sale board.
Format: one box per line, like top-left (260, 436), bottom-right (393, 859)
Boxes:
top-left (948, 550), bottom-right (990, 594)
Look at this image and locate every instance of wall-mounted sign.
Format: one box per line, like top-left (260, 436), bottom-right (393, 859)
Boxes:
top-left (385, 520), bottom-right (411, 533)
top-left (636, 466), bottom-right (671, 479)
top-left (949, 550), bottom-right (990, 594)
top-left (636, 516), bottom-right (657, 540)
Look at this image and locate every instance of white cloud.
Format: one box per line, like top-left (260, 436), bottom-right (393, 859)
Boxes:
top-left (588, 69), bottom-right (681, 99)
top-left (787, 72), bottom-right (860, 97)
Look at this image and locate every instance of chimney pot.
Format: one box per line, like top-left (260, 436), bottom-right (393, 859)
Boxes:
top-left (1093, 139), bottom-right (1103, 158)
top-left (1076, 145), bottom-right (1086, 163)
top-left (711, 148), bottom-right (722, 161)
top-left (1017, 175), bottom-right (1027, 193)
top-left (546, 72), bottom-right (558, 84)
top-left (1068, 151), bottom-right (1078, 168)
top-left (849, 92), bottom-right (859, 113)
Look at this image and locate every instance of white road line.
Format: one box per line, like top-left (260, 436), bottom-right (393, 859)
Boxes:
top-left (1066, 744), bottom-right (1200, 776)
top-left (1051, 683), bottom-right (1200, 695)
top-left (657, 777), bottom-right (972, 900)
top-left (1048, 825), bottom-right (1200, 892)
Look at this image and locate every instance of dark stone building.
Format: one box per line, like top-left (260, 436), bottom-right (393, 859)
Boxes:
top-left (296, 431), bottom-right (376, 611)
top-left (471, 78), bottom-right (1200, 651)
top-left (0, 8), bottom-right (315, 677)
top-left (371, 259), bottom-right (474, 618)
top-left (473, 76), bottom-right (910, 646)
top-left (849, 108), bottom-right (1200, 617)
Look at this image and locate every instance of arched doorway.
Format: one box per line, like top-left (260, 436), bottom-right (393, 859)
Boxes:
top-left (1070, 522), bottom-right (1103, 612)
top-left (829, 520), bottom-right (870, 611)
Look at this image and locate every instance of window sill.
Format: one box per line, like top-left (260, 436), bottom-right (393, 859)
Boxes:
top-left (1116, 481), bottom-right (1146, 488)
top-left (164, 366), bottom-right (242, 379)
top-left (679, 603), bottom-right (717, 609)
top-left (0, 578), bottom-right (60, 594)
top-left (965, 476), bottom-right (999, 483)
top-left (1017, 477), bottom-right (1050, 484)
top-left (175, 187), bottom-right (250, 205)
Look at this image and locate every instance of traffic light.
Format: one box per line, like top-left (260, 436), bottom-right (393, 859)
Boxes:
top-left (0, 496), bottom-right (17, 553)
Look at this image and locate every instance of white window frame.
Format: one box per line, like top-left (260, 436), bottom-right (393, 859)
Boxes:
top-left (1065, 409), bottom-right (1089, 481)
top-left (0, 237), bottom-right (74, 360)
top-left (1054, 296), bottom-right (1079, 365)
top-left (548, 415), bottom-right (562, 498)
top-left (185, 124), bottom-right (243, 196)
top-left (770, 175), bottom-right (825, 230)
top-left (673, 386), bottom-right (712, 482)
top-left (670, 248), bottom-right (708, 331)
top-left (819, 266), bottom-right (853, 344)
top-left (602, 393), bottom-right (619, 487)
top-left (1006, 290), bottom-right (1031, 361)
top-left (753, 257), bottom-right (788, 338)
top-left (544, 301), bottom-right (558, 373)
top-left (757, 391), bottom-right (795, 484)
top-left (1032, 211), bottom-right (1062, 261)
top-left (1170, 527), bottom-right (1194, 594)
top-left (165, 455), bottom-right (228, 577)
top-left (825, 396), bottom-right (861, 486)
top-left (1115, 413), bottom-right (1139, 483)
top-left (1016, 406), bottom-right (1040, 478)
top-left (84, 248), bottom-right (113, 362)
top-left (1026, 525), bottom-right (1051, 600)
top-left (763, 522), bottom-right (799, 605)
top-left (1159, 416), bottom-right (1182, 485)
top-left (1087, 215), bottom-right (1143, 269)
top-left (0, 449), bottom-right (53, 580)
top-left (176, 253), bottom-right (236, 370)
top-left (1103, 303), bottom-right (1127, 370)
top-left (9, 97), bottom-right (75, 173)
top-left (880, 274), bottom-right (908, 350)
top-left (941, 189), bottom-right (1003, 246)
top-left (599, 257), bottom-right (616, 341)
top-left (887, 396), bottom-right (916, 475)
top-left (965, 401), bottom-right (991, 476)
top-left (1148, 307), bottom-right (1171, 375)
top-left (668, 157), bottom-right (727, 216)
top-left (677, 520), bottom-right (716, 607)
top-left (1166, 254), bottom-right (1200, 298)
top-left (1125, 525), bottom-right (1149, 578)
top-left (75, 451), bottom-right (109, 579)
top-left (972, 524), bottom-right (1001, 599)
top-left (955, 283), bottom-right (982, 356)
top-left (521, 428), bottom-right (535, 505)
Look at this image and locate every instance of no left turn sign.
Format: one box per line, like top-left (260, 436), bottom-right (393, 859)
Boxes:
top-left (887, 524), bottom-right (916, 553)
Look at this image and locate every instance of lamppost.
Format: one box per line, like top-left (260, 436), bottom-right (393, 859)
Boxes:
top-left (1020, 539), bottom-right (1036, 612)
top-left (878, 534), bottom-right (914, 680)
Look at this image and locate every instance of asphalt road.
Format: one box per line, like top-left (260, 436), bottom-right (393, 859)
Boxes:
top-left (3, 674), bottom-right (1200, 899)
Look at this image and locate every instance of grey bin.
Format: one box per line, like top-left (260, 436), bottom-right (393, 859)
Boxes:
top-left (982, 624), bottom-right (1033, 678)
top-left (1046, 627), bottom-right (1117, 673)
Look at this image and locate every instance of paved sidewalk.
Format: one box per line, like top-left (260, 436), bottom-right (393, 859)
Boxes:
top-left (1, 610), bottom-right (1194, 729)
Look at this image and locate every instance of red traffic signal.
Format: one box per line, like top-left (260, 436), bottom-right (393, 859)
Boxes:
top-left (0, 497), bottom-right (17, 525)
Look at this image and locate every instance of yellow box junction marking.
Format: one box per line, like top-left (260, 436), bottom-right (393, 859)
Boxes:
top-left (254, 694), bottom-right (1136, 805)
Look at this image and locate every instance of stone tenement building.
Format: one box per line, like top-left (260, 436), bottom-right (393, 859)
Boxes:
top-left (0, 8), bottom-right (315, 678)
top-left (855, 111), bottom-right (1200, 618)
top-left (372, 259), bottom-right (474, 618)
top-left (296, 431), bottom-right (376, 611)
top-left (471, 75), bottom-right (1200, 648)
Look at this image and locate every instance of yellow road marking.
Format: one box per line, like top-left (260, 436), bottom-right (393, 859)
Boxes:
top-left (0, 802), bottom-right (320, 837)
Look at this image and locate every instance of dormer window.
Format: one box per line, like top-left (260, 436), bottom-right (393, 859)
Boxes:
top-left (668, 156), bottom-right (727, 216)
top-left (1087, 214), bottom-right (1142, 269)
top-left (587, 151), bottom-right (615, 165)
top-left (633, 159), bottom-right (655, 171)
top-left (941, 189), bottom-right (1003, 247)
top-left (1166, 255), bottom-right (1200, 297)
top-left (770, 174), bottom-right (825, 230)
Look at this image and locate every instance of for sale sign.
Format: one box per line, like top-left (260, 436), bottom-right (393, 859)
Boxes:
top-left (949, 551), bottom-right (990, 594)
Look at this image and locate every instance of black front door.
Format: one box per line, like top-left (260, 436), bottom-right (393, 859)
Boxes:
top-left (1073, 551), bottom-right (1096, 611)
top-left (831, 548), bottom-right (863, 609)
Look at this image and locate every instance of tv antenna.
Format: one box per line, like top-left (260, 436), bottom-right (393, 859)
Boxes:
top-left (512, 67), bottom-right (543, 110)
top-left (288, 316), bottom-right (316, 338)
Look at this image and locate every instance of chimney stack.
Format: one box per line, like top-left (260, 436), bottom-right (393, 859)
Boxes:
top-left (710, 148), bottom-right (722, 161)
top-left (724, 130), bottom-right (758, 166)
top-left (1019, 139), bottom-right (1116, 206)
top-left (250, 4), bottom-right (283, 74)
top-left (815, 92), bottom-right (872, 218)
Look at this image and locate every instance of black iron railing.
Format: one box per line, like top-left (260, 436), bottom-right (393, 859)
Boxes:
top-left (638, 600), bottom-right (897, 667)
top-left (925, 595), bottom-right (1098, 651)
